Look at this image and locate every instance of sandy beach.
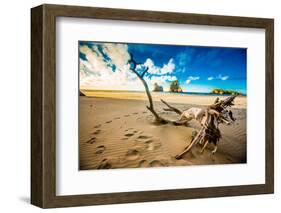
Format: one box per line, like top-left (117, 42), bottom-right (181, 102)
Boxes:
top-left (79, 91), bottom-right (247, 170)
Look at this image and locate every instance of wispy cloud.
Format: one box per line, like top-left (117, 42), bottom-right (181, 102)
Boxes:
top-left (186, 76), bottom-right (200, 84)
top-left (207, 75), bottom-right (229, 81)
top-left (218, 74), bottom-right (229, 80)
top-left (188, 76), bottom-right (200, 80)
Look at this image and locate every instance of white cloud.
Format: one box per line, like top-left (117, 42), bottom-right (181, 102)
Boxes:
top-left (144, 58), bottom-right (175, 75)
top-left (79, 43), bottom-right (176, 91)
top-left (79, 44), bottom-right (144, 90)
top-left (80, 45), bottom-right (108, 73)
top-left (188, 76), bottom-right (200, 80)
top-left (102, 43), bottom-right (130, 68)
top-left (218, 75), bottom-right (229, 80)
top-left (162, 59), bottom-right (175, 74)
top-left (207, 75), bottom-right (229, 81)
top-left (186, 76), bottom-right (200, 84)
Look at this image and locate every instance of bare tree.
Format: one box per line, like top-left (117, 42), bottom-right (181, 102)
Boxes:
top-left (128, 53), bottom-right (182, 124)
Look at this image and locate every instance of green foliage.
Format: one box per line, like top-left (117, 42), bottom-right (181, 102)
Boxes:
top-left (169, 80), bottom-right (183, 93)
top-left (211, 88), bottom-right (241, 95)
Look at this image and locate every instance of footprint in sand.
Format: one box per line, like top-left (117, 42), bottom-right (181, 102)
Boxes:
top-left (136, 135), bottom-right (162, 151)
top-left (95, 145), bottom-right (105, 154)
top-left (124, 133), bottom-right (134, 137)
top-left (114, 117), bottom-right (121, 120)
top-left (137, 135), bottom-right (151, 140)
top-left (86, 137), bottom-right (96, 144)
top-left (94, 124), bottom-right (101, 128)
top-left (146, 141), bottom-right (162, 151)
top-left (137, 135), bottom-right (149, 139)
top-left (135, 135), bottom-right (152, 143)
top-left (125, 149), bottom-right (140, 161)
top-left (124, 114), bottom-right (130, 117)
top-left (122, 137), bottom-right (129, 140)
top-left (133, 112), bottom-right (139, 115)
top-left (123, 128), bottom-right (139, 138)
top-left (92, 129), bottom-right (101, 135)
top-left (149, 160), bottom-right (166, 167)
top-left (105, 120), bottom-right (112, 124)
top-left (141, 138), bottom-right (153, 143)
top-left (96, 159), bottom-right (111, 169)
top-left (138, 160), bottom-right (148, 167)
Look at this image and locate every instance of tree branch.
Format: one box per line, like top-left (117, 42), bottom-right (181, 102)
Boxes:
top-left (160, 99), bottom-right (182, 115)
top-left (141, 67), bottom-right (149, 78)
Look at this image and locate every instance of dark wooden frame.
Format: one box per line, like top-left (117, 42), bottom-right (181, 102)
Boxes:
top-left (31, 4), bottom-right (274, 208)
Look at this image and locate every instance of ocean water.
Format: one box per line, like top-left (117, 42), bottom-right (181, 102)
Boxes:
top-left (153, 91), bottom-right (246, 97)
top-left (82, 89), bottom-right (246, 97)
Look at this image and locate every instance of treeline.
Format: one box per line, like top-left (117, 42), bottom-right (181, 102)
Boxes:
top-left (211, 88), bottom-right (241, 95)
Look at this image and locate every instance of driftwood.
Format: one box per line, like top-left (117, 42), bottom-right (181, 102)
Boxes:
top-left (175, 95), bottom-right (237, 159)
top-left (127, 53), bottom-right (237, 158)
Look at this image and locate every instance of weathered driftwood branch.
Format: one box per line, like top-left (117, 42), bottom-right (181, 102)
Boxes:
top-left (176, 126), bottom-right (205, 158)
top-left (161, 99), bottom-right (183, 115)
top-left (128, 54), bottom-right (167, 124)
top-left (175, 95), bottom-right (237, 159)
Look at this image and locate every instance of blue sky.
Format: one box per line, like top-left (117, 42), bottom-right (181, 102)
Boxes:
top-left (79, 41), bottom-right (247, 94)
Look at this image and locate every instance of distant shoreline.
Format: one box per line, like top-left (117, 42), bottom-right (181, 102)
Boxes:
top-left (80, 90), bottom-right (247, 109)
top-left (81, 89), bottom-right (247, 97)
